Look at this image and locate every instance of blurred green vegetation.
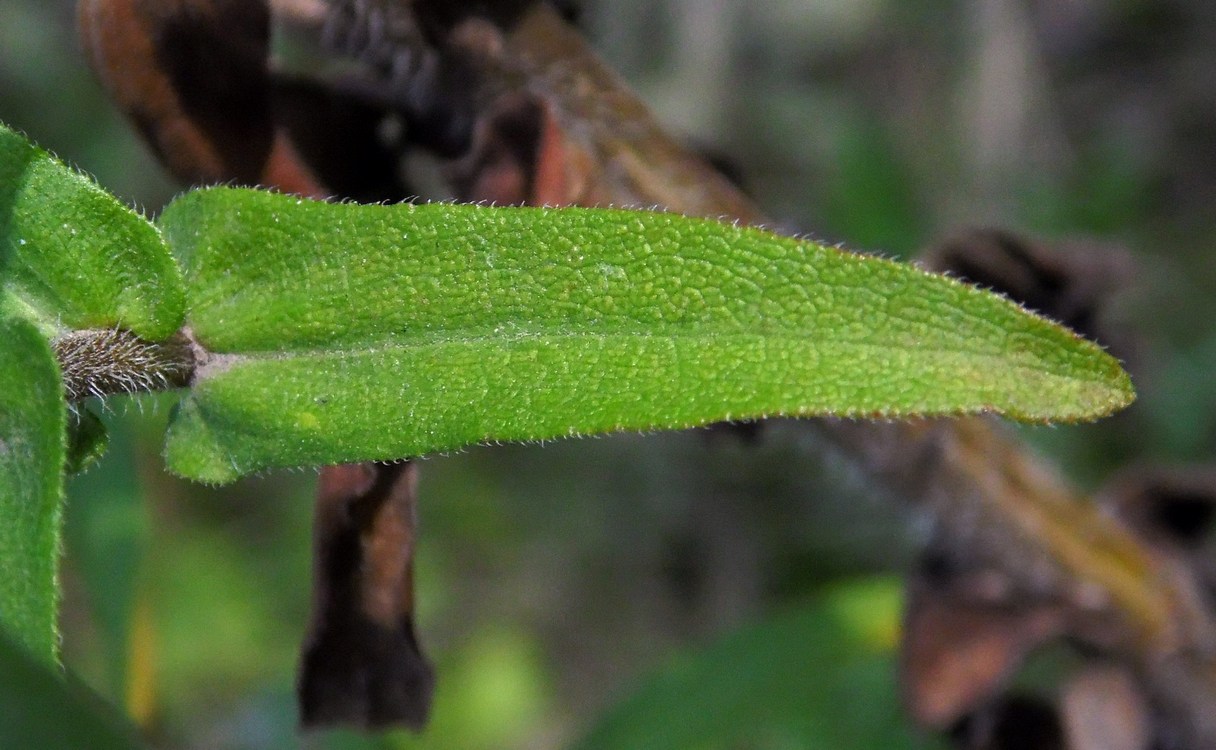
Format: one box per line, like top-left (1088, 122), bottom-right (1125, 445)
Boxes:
top-left (574, 579), bottom-right (945, 750)
top-left (3, 0), bottom-right (1215, 748)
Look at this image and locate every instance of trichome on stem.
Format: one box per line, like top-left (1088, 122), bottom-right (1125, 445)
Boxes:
top-left (52, 328), bottom-right (196, 402)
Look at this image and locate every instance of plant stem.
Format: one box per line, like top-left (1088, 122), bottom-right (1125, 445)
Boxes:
top-left (52, 328), bottom-right (196, 402)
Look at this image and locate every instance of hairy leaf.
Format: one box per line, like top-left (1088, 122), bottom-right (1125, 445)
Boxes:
top-left (65, 409), bottom-right (109, 476)
top-left (0, 122), bottom-right (183, 339)
top-left (160, 188), bottom-right (1133, 482)
top-left (0, 315), bottom-right (66, 662)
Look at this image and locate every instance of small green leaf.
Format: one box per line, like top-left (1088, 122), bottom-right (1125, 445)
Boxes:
top-left (160, 188), bottom-right (1133, 482)
top-left (0, 122), bottom-right (183, 339)
top-left (0, 315), bottom-right (66, 662)
top-left (65, 408), bottom-right (109, 475)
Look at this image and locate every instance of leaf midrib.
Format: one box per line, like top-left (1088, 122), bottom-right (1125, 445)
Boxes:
top-left (192, 327), bottom-right (1110, 383)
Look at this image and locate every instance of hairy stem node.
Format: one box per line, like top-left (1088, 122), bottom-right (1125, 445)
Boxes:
top-left (52, 328), bottom-right (195, 402)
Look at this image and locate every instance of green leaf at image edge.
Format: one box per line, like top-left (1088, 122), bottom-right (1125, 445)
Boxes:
top-left (0, 315), bottom-right (66, 662)
top-left (160, 189), bottom-right (1133, 483)
top-left (0, 628), bottom-right (142, 750)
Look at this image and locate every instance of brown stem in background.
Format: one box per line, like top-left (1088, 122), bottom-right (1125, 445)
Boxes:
top-left (77, 0), bottom-right (321, 191)
top-left (299, 462), bottom-right (434, 730)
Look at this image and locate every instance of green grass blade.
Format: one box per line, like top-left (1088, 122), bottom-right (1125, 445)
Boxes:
top-left (0, 315), bottom-right (67, 662)
top-left (160, 188), bottom-right (1134, 482)
top-left (0, 122), bottom-right (183, 339)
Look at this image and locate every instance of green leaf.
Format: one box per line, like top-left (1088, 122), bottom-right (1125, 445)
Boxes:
top-left (0, 122), bottom-right (183, 339)
top-left (0, 626), bottom-right (143, 750)
top-left (65, 408), bottom-right (109, 475)
top-left (160, 188), bottom-right (1134, 482)
top-left (572, 578), bottom-right (944, 750)
top-left (0, 315), bottom-right (66, 662)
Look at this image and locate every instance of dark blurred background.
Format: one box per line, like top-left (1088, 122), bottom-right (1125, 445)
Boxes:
top-left (2, 1), bottom-right (1214, 748)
